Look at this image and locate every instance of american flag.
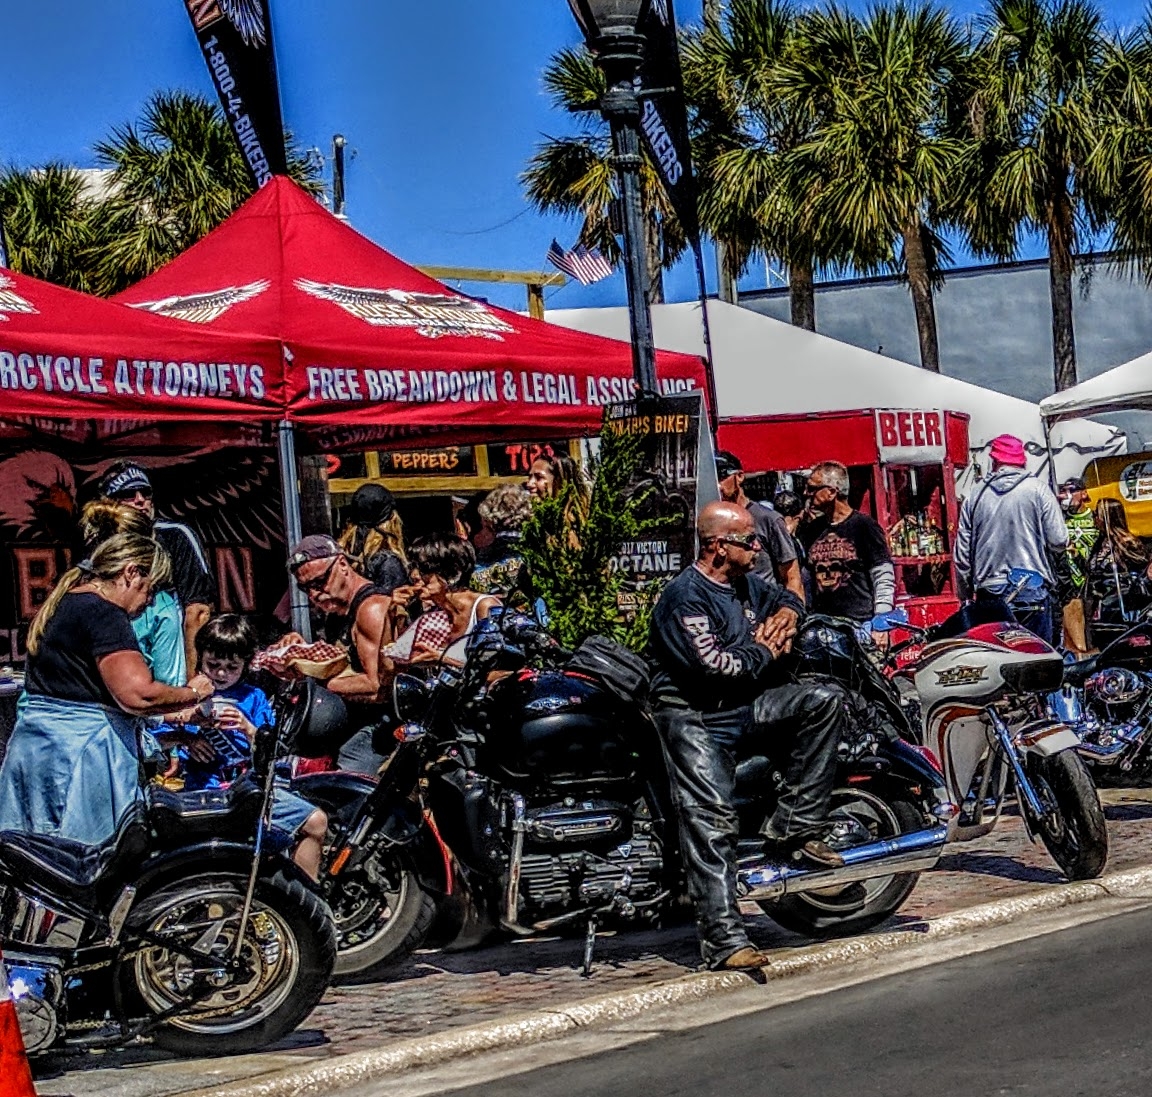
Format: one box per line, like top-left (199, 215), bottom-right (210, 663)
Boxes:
top-left (546, 239), bottom-right (614, 286)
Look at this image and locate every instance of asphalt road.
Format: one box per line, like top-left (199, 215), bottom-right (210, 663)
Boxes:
top-left (444, 906), bottom-right (1152, 1097)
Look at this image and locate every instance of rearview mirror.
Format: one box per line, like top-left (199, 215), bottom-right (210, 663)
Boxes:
top-left (870, 608), bottom-right (910, 633)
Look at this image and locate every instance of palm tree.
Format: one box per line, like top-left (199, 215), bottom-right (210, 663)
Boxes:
top-left (957, 0), bottom-right (1110, 392)
top-left (522, 47), bottom-right (686, 302)
top-left (776, 2), bottom-right (969, 370)
top-left (1090, 17), bottom-right (1152, 292)
top-left (0, 164), bottom-right (108, 291)
top-left (683, 0), bottom-right (845, 330)
top-left (90, 90), bottom-right (322, 295)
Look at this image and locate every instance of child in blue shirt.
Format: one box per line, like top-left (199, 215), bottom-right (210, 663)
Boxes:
top-left (164, 614), bottom-right (327, 879)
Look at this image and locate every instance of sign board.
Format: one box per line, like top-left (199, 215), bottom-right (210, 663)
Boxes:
top-left (875, 409), bottom-right (947, 465)
top-left (603, 392), bottom-right (706, 614)
top-left (377, 446), bottom-right (476, 476)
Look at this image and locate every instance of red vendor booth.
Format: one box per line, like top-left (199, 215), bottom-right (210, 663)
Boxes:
top-left (719, 407), bottom-right (970, 627)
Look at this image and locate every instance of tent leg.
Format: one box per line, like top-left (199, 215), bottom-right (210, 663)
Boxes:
top-left (278, 420), bottom-right (312, 640)
top-left (1041, 417), bottom-right (1058, 492)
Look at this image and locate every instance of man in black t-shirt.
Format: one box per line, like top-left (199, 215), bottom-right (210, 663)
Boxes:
top-left (648, 501), bottom-right (846, 972)
top-left (800, 460), bottom-right (895, 632)
top-left (715, 451), bottom-right (803, 599)
top-left (100, 461), bottom-right (214, 675)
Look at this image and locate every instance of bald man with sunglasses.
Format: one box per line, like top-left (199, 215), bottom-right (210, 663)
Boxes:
top-left (648, 502), bottom-right (847, 972)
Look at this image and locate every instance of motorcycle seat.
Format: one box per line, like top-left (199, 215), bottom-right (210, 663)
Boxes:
top-left (148, 779), bottom-right (264, 843)
top-left (735, 755), bottom-right (775, 792)
top-left (1063, 654), bottom-right (1100, 686)
top-left (0, 805), bottom-right (149, 909)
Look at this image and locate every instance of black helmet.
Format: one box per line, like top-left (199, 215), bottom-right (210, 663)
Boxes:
top-left (282, 678), bottom-right (349, 757)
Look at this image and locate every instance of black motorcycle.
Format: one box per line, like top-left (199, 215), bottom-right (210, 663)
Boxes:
top-left (1, 687), bottom-right (337, 1057)
top-left (1054, 620), bottom-right (1152, 785)
top-left (300, 610), bottom-right (952, 977)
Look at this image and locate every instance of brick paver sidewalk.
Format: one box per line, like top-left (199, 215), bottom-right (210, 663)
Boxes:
top-left (34, 789), bottom-right (1152, 1097)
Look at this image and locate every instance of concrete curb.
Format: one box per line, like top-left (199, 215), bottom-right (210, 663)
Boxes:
top-left (193, 865), bottom-right (1152, 1097)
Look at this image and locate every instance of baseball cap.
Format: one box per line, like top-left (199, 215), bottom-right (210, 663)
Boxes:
top-left (989, 434), bottom-right (1027, 467)
top-left (287, 534), bottom-right (343, 572)
top-left (1059, 476), bottom-right (1087, 493)
top-left (715, 451), bottom-right (743, 480)
top-left (349, 483), bottom-right (396, 525)
top-left (101, 463), bottom-right (152, 498)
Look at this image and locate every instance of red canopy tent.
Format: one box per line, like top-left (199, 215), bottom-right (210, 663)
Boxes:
top-left (114, 177), bottom-right (707, 439)
top-left (0, 268), bottom-right (282, 422)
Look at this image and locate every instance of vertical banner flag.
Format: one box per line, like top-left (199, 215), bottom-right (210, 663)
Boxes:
top-left (638, 0), bottom-right (700, 243)
top-left (182, 0), bottom-right (288, 187)
top-left (604, 392), bottom-right (705, 618)
top-left (0, 215), bottom-right (9, 269)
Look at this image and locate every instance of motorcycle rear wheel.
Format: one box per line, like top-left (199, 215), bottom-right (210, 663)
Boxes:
top-left (1026, 751), bottom-right (1108, 881)
top-left (760, 792), bottom-right (923, 939)
top-left (123, 869), bottom-right (336, 1056)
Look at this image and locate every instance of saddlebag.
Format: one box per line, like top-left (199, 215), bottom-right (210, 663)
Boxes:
top-left (567, 635), bottom-right (651, 706)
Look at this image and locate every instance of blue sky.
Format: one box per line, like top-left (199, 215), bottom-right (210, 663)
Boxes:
top-left (0, 1), bottom-right (1146, 312)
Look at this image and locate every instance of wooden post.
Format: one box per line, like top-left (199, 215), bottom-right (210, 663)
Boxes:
top-left (527, 283), bottom-right (546, 319)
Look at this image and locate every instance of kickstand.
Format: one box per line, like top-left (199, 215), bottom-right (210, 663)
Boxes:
top-left (581, 914), bottom-right (598, 978)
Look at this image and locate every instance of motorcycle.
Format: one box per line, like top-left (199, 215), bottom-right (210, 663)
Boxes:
top-left (308, 609), bottom-right (953, 977)
top-left (879, 569), bottom-right (1109, 881)
top-left (1052, 620), bottom-right (1152, 785)
top-left (1, 685), bottom-right (338, 1057)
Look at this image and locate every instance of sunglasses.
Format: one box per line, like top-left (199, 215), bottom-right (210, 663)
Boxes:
top-left (110, 486), bottom-right (153, 501)
top-left (710, 533), bottom-right (761, 551)
top-left (803, 482), bottom-right (828, 496)
top-left (295, 556), bottom-right (339, 594)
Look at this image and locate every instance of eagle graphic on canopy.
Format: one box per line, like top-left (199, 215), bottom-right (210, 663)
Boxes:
top-left (0, 275), bottom-right (37, 322)
top-left (127, 280), bottom-right (271, 324)
top-left (294, 279), bottom-right (515, 341)
top-left (220, 0), bottom-right (268, 47)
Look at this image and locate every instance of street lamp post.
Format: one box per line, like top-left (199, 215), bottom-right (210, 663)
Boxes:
top-left (567, 0), bottom-right (659, 396)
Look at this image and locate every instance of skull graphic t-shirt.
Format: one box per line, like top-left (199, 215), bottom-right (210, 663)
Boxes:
top-left (801, 510), bottom-right (892, 622)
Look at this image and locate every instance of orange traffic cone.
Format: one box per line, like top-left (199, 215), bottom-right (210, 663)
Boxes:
top-left (0, 955), bottom-right (36, 1097)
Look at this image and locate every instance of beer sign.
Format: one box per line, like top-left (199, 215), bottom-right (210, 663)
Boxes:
top-left (875, 409), bottom-right (946, 465)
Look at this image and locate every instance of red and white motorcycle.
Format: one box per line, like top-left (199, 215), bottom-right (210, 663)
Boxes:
top-left (878, 570), bottom-right (1108, 881)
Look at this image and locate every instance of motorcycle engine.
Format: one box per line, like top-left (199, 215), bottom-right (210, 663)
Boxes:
top-left (1085, 668), bottom-right (1145, 706)
top-left (517, 802), bottom-right (664, 925)
top-left (7, 957), bottom-right (63, 1053)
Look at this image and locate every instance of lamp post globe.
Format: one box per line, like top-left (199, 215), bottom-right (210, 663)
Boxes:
top-left (566, 0), bottom-right (659, 396)
top-left (567, 0), bottom-right (647, 42)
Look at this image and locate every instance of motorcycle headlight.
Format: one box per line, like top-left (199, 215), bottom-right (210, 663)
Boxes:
top-left (393, 673), bottom-right (430, 723)
top-left (1085, 667), bottom-right (1144, 705)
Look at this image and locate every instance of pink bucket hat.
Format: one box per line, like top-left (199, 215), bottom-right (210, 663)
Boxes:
top-left (989, 434), bottom-right (1027, 466)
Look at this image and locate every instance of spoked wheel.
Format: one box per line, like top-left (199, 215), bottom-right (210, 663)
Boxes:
top-left (760, 789), bottom-right (924, 939)
top-left (1025, 751), bottom-right (1108, 881)
top-left (124, 870), bottom-right (335, 1056)
top-left (331, 849), bottom-right (437, 979)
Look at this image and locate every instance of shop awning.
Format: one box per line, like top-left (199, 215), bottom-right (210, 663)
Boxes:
top-left (114, 177), bottom-right (707, 439)
top-left (0, 268), bottom-right (284, 421)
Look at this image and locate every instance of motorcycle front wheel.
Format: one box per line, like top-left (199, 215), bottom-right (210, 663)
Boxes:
top-left (1025, 751), bottom-right (1108, 881)
top-left (331, 850), bottom-right (438, 979)
top-left (122, 869), bottom-right (336, 1056)
top-left (760, 791), bottom-right (923, 938)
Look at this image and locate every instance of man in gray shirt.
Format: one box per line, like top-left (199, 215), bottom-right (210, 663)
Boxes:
top-left (954, 433), bottom-right (1070, 645)
top-left (716, 452), bottom-right (804, 600)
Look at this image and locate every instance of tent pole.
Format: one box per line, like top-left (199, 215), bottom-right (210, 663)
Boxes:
top-left (1041, 416), bottom-right (1058, 492)
top-left (278, 419), bottom-right (311, 639)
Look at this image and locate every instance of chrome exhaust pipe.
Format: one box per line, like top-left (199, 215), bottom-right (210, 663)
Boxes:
top-left (737, 826), bottom-right (947, 903)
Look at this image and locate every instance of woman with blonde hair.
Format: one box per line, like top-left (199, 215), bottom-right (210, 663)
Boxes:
top-left (79, 499), bottom-right (187, 686)
top-left (337, 483), bottom-right (408, 593)
top-left (0, 533), bottom-right (214, 845)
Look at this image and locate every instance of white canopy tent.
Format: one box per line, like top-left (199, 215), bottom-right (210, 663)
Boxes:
top-left (1039, 350), bottom-right (1152, 421)
top-left (547, 299), bottom-right (1124, 490)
